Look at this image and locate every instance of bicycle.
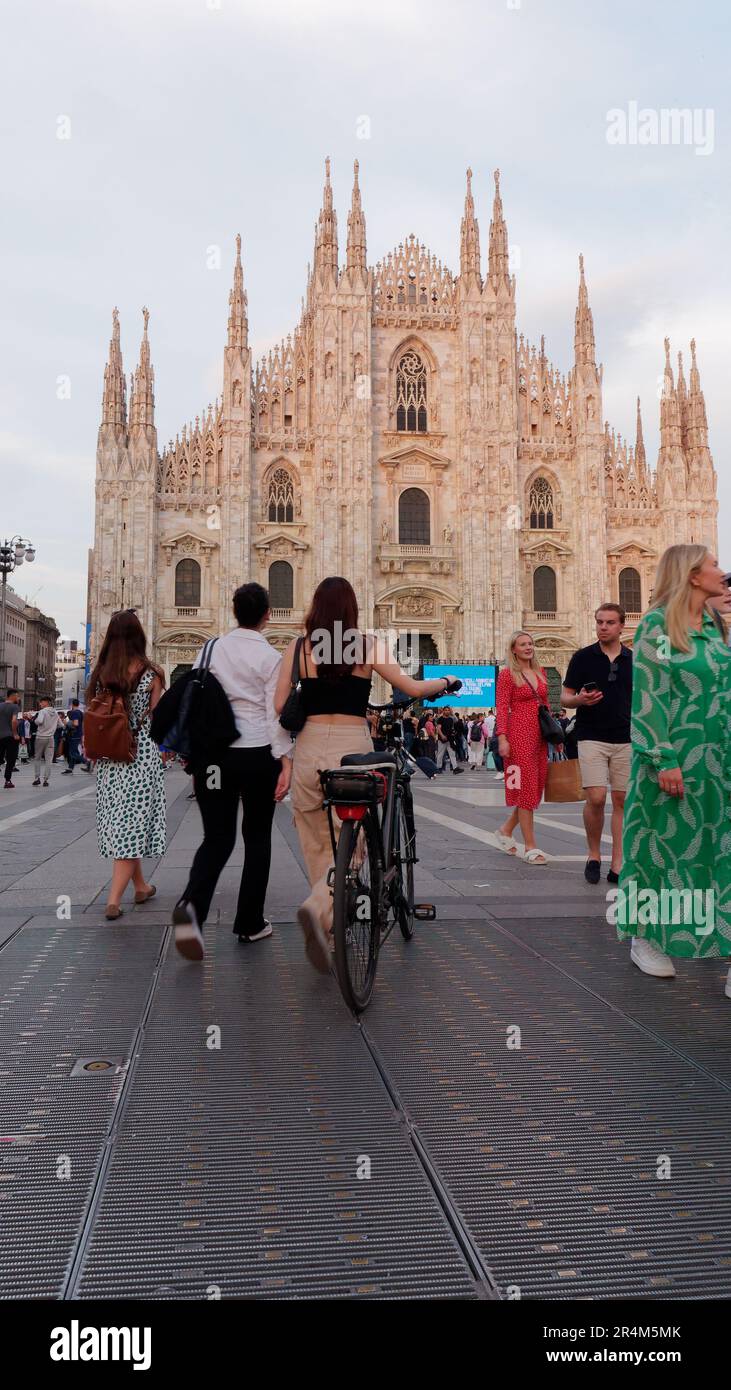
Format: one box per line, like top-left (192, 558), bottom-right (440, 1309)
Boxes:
top-left (319, 680), bottom-right (462, 1012)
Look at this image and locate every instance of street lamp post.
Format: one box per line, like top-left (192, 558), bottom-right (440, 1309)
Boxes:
top-left (0, 536), bottom-right (35, 691)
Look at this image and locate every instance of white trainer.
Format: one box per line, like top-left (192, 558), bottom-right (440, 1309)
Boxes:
top-left (630, 937), bottom-right (676, 978)
top-left (173, 901), bottom-right (205, 961)
top-left (725, 966), bottom-right (731, 999)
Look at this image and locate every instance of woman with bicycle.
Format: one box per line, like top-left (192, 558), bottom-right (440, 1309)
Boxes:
top-left (274, 576), bottom-right (457, 975)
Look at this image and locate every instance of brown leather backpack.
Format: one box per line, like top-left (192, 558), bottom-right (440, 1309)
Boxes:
top-left (83, 690), bottom-right (137, 763)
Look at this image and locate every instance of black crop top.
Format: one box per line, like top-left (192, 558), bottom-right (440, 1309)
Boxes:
top-left (300, 675), bottom-right (371, 718)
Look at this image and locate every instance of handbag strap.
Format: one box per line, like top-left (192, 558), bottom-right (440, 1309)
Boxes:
top-left (520, 673), bottom-right (544, 704)
top-left (290, 636), bottom-right (304, 689)
top-left (198, 637), bottom-right (218, 680)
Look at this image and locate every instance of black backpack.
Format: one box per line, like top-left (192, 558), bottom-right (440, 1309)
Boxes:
top-left (150, 639), bottom-right (237, 764)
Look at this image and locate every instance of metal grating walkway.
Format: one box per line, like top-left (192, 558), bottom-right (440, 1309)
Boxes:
top-left (1, 910), bottom-right (729, 1300)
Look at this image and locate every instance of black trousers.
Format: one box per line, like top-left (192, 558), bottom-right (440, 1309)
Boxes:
top-left (182, 746), bottom-right (281, 935)
top-left (0, 736), bottom-right (19, 782)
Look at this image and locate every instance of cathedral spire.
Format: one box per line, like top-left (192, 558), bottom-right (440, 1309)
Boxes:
top-left (687, 337), bottom-right (709, 448)
top-left (574, 254), bottom-right (596, 366)
top-left (227, 233), bottom-right (248, 350)
top-left (129, 306), bottom-right (155, 430)
top-left (659, 336), bottom-right (681, 451)
top-left (487, 168), bottom-right (509, 284)
top-left (635, 396), bottom-right (646, 472)
top-left (460, 166), bottom-right (481, 285)
top-left (676, 349), bottom-right (689, 451)
top-left (346, 159), bottom-right (367, 273)
top-left (314, 155), bottom-right (339, 284)
top-left (101, 306), bottom-right (127, 428)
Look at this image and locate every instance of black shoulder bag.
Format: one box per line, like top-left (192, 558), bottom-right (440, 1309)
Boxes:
top-left (522, 674), bottom-right (564, 745)
top-left (279, 637), bottom-right (307, 734)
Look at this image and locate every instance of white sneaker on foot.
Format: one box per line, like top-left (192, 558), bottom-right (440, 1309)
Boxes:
top-left (173, 901), bottom-right (205, 960)
top-left (630, 937), bottom-right (676, 978)
top-left (237, 920), bottom-right (273, 943)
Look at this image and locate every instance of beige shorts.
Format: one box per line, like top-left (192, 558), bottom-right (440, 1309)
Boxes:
top-left (577, 740), bottom-right (631, 792)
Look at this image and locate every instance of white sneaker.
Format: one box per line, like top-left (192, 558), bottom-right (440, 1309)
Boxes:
top-left (237, 920), bottom-right (273, 943)
top-left (494, 772), bottom-right (504, 781)
top-left (630, 937), bottom-right (676, 978)
top-left (725, 966), bottom-right (731, 999)
top-left (173, 901), bottom-right (205, 961)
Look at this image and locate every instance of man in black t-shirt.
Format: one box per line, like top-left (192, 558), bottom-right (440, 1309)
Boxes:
top-left (436, 709), bottom-right (464, 774)
top-left (562, 604), bottom-right (633, 886)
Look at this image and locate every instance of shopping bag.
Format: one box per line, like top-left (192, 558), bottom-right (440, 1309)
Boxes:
top-left (544, 753), bottom-right (585, 802)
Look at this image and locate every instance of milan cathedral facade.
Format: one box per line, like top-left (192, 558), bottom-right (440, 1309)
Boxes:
top-left (89, 162), bottom-right (718, 691)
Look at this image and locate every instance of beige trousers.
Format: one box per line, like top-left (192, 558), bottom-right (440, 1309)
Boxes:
top-left (291, 720), bottom-right (373, 934)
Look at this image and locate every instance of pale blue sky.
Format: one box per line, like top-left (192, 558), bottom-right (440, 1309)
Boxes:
top-left (2, 0), bottom-right (729, 636)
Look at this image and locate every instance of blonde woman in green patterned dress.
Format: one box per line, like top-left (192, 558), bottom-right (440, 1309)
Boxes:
top-left (616, 545), bottom-right (731, 996)
top-left (87, 611), bottom-right (166, 920)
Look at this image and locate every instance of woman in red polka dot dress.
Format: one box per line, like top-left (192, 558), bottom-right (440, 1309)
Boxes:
top-left (495, 631), bottom-right (550, 864)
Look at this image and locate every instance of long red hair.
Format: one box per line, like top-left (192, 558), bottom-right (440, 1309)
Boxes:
top-left (87, 611), bottom-right (164, 698)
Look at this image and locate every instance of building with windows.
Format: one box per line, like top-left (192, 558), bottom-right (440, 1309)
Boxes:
top-left (1, 587), bottom-right (27, 695)
top-left (23, 605), bottom-right (59, 707)
top-left (89, 163), bottom-right (718, 691)
top-left (55, 638), bottom-right (86, 708)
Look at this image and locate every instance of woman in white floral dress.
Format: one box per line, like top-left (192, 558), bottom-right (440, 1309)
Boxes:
top-left (87, 611), bottom-right (166, 919)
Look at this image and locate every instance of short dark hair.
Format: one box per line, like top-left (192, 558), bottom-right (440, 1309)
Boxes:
top-left (6, 688), bottom-right (19, 699)
top-left (39, 696), bottom-right (51, 705)
top-left (71, 698), bottom-right (80, 707)
top-left (595, 603), bottom-right (625, 623)
top-left (233, 583), bottom-right (270, 628)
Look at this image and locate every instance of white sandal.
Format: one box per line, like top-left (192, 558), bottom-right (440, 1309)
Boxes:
top-left (496, 833), bottom-right (518, 855)
top-left (524, 848), bottom-right (548, 865)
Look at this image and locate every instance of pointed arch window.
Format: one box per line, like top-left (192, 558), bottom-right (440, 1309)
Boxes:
top-left (175, 558), bottom-right (201, 607)
top-left (269, 560), bottom-right (293, 609)
top-left (619, 566), bottom-right (641, 614)
top-left (267, 468), bottom-right (294, 524)
top-left (529, 476), bottom-right (554, 529)
top-left (533, 565), bottom-right (557, 614)
top-left (396, 350), bottom-right (428, 432)
top-left (398, 487), bottom-right (430, 544)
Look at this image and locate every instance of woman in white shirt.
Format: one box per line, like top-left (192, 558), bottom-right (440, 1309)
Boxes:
top-left (173, 583), bottom-right (292, 961)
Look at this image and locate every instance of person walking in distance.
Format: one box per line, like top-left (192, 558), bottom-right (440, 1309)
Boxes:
top-left (467, 712), bottom-right (487, 770)
top-left (495, 632), bottom-right (550, 864)
top-left (62, 698), bottom-right (90, 774)
top-left (0, 689), bottom-right (22, 789)
top-left (31, 697), bottom-right (59, 786)
top-left (87, 611), bottom-right (166, 920)
top-left (615, 545), bottom-right (731, 992)
top-left (436, 706), bottom-right (464, 774)
top-left (172, 583), bottom-right (292, 961)
top-left (274, 576), bottom-right (458, 974)
top-left (562, 604), bottom-right (633, 886)
top-left (53, 710), bottom-right (66, 763)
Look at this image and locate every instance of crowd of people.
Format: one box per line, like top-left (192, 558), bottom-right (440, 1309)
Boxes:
top-left (7, 541), bottom-right (726, 999)
top-left (367, 704), bottom-right (501, 777)
top-left (0, 694), bottom-right (91, 788)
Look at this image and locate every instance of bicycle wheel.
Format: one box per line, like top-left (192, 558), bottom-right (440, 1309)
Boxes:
top-left (332, 810), bottom-right (383, 1013)
top-left (394, 791), bottom-right (416, 940)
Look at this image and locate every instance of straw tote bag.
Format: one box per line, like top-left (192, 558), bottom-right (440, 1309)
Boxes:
top-left (545, 751), bottom-right (585, 803)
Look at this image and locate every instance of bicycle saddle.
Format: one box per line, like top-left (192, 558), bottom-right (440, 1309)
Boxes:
top-left (340, 751), bottom-right (397, 768)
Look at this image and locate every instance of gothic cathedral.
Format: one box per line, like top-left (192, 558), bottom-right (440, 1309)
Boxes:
top-left (89, 162), bottom-right (718, 691)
